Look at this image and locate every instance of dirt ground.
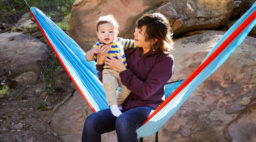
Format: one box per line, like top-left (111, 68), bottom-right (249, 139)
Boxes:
top-left (0, 76), bottom-right (73, 142)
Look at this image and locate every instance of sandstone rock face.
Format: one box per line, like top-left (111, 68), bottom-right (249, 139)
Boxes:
top-left (164, 31), bottom-right (256, 142)
top-left (0, 32), bottom-right (48, 82)
top-left (50, 90), bottom-right (118, 142)
top-left (69, 0), bottom-right (168, 50)
top-left (16, 12), bottom-right (34, 30)
top-left (50, 31), bottom-right (256, 142)
top-left (50, 91), bottom-right (90, 142)
top-left (14, 71), bottom-right (38, 85)
top-left (152, 0), bottom-right (234, 35)
top-left (69, 0), bottom-right (235, 50)
top-left (227, 104), bottom-right (256, 142)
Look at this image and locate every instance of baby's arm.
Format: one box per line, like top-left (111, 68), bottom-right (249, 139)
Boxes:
top-left (86, 47), bottom-right (101, 61)
top-left (121, 38), bottom-right (136, 50)
top-left (86, 42), bottom-right (102, 61)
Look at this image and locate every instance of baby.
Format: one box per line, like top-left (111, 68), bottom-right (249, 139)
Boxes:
top-left (86, 15), bottom-right (135, 117)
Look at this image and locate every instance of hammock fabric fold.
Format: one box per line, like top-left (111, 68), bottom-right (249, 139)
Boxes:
top-left (30, 2), bottom-right (256, 138)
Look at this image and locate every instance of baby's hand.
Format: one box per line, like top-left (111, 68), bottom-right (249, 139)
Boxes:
top-left (100, 44), bottom-right (111, 54)
top-left (96, 44), bottom-right (111, 65)
top-left (92, 47), bottom-right (101, 54)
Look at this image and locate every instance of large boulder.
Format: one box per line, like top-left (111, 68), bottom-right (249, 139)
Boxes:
top-left (152, 0), bottom-right (234, 35)
top-left (50, 90), bottom-right (118, 142)
top-left (50, 91), bottom-right (90, 142)
top-left (227, 103), bottom-right (256, 142)
top-left (16, 12), bottom-right (34, 30)
top-left (69, 0), bottom-right (234, 50)
top-left (166, 31), bottom-right (256, 141)
top-left (0, 32), bottom-right (48, 84)
top-left (50, 31), bottom-right (256, 141)
top-left (69, 0), bottom-right (169, 50)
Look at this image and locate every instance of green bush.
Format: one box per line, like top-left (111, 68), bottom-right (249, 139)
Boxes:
top-left (1, 0), bottom-right (74, 31)
top-left (40, 52), bottom-right (62, 95)
top-left (0, 85), bottom-right (9, 98)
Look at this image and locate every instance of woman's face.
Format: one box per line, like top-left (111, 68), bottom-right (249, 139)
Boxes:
top-left (133, 26), bottom-right (152, 49)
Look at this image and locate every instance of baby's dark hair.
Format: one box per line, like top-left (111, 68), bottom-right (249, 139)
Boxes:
top-left (96, 15), bottom-right (119, 31)
top-left (136, 13), bottom-right (173, 54)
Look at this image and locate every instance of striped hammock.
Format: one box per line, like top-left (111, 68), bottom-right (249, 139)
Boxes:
top-left (30, 2), bottom-right (256, 138)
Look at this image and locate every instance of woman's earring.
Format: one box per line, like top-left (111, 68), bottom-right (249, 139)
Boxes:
top-left (152, 43), bottom-right (156, 51)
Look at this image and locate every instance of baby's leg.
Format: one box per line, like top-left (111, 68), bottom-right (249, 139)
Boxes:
top-left (117, 84), bottom-right (131, 106)
top-left (114, 71), bottom-right (131, 106)
top-left (103, 69), bottom-right (122, 117)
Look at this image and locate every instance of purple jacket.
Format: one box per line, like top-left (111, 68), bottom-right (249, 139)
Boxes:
top-left (97, 48), bottom-right (174, 111)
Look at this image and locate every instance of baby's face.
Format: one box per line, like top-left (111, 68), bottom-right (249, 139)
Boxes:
top-left (96, 23), bottom-right (118, 44)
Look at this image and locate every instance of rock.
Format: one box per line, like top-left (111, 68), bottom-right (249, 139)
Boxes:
top-left (226, 91), bottom-right (255, 114)
top-left (0, 23), bottom-right (11, 33)
top-left (50, 90), bottom-right (119, 142)
top-left (50, 31), bottom-right (256, 141)
top-left (69, 0), bottom-right (237, 50)
top-left (69, 0), bottom-right (168, 50)
top-left (233, 0), bottom-right (255, 14)
top-left (152, 0), bottom-right (234, 35)
top-left (16, 12), bottom-right (34, 30)
top-left (0, 32), bottom-right (48, 80)
top-left (14, 71), bottom-right (38, 85)
top-left (13, 123), bottom-right (24, 130)
top-left (50, 90), bottom-right (91, 142)
top-left (163, 31), bottom-right (256, 141)
top-left (227, 104), bottom-right (256, 142)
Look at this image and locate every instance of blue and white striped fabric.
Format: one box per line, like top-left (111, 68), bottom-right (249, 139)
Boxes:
top-left (31, 7), bottom-right (108, 112)
top-left (30, 2), bottom-right (256, 138)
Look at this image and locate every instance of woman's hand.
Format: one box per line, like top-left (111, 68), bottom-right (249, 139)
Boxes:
top-left (96, 44), bottom-right (111, 65)
top-left (105, 53), bottom-right (126, 72)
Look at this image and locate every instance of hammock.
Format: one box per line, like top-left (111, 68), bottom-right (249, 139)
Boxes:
top-left (30, 2), bottom-right (256, 138)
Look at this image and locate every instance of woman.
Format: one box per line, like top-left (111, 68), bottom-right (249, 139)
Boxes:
top-left (82, 13), bottom-right (174, 142)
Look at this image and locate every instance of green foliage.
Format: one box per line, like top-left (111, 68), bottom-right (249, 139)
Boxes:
top-left (1, 0), bottom-right (74, 33)
top-left (11, 26), bottom-right (17, 31)
top-left (0, 0), bottom-right (74, 12)
top-left (2, 121), bottom-right (11, 129)
top-left (37, 100), bottom-right (48, 111)
top-left (0, 2), bottom-right (7, 12)
top-left (40, 52), bottom-right (62, 95)
top-left (30, 0), bottom-right (74, 31)
top-left (13, 0), bottom-right (25, 6)
top-left (28, 0), bottom-right (74, 12)
top-left (56, 14), bottom-right (71, 31)
top-left (0, 85), bottom-right (9, 98)
top-left (0, 0), bottom-right (27, 12)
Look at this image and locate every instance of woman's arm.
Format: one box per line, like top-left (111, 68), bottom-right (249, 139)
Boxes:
top-left (105, 54), bottom-right (174, 99)
top-left (120, 57), bottom-right (173, 99)
top-left (104, 54), bottom-right (126, 72)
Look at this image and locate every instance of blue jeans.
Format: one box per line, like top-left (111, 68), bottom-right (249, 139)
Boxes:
top-left (82, 107), bottom-right (152, 142)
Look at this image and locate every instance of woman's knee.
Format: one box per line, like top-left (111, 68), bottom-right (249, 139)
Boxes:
top-left (84, 113), bottom-right (98, 130)
top-left (115, 114), bottom-right (139, 142)
top-left (115, 114), bottom-right (133, 132)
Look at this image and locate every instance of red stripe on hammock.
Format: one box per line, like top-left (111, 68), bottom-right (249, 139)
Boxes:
top-left (30, 10), bottom-right (96, 112)
top-left (144, 10), bottom-right (256, 125)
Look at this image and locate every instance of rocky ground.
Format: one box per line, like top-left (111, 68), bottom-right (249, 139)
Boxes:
top-left (0, 82), bottom-right (69, 142)
top-left (0, 31), bottom-right (74, 142)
